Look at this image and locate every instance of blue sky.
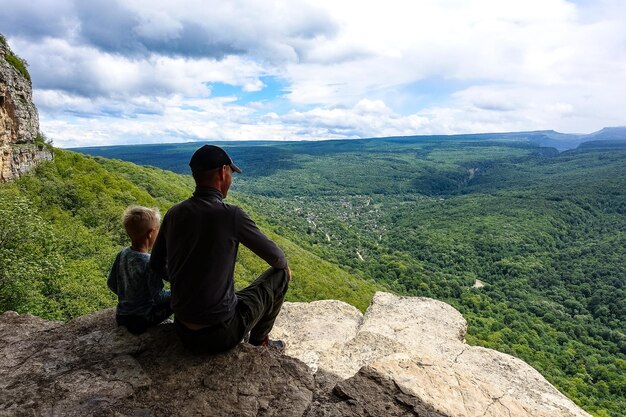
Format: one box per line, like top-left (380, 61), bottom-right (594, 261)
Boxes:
top-left (209, 76), bottom-right (288, 104)
top-left (1, 0), bottom-right (625, 147)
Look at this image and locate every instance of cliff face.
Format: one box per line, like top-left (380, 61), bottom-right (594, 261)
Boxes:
top-left (0, 37), bottom-right (52, 183)
top-left (0, 292), bottom-right (591, 417)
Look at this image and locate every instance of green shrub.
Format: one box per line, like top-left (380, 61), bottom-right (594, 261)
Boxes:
top-left (4, 52), bottom-right (31, 82)
top-left (35, 132), bottom-right (53, 151)
top-left (1, 32), bottom-right (30, 81)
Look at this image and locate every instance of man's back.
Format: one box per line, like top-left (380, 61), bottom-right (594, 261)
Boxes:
top-left (150, 187), bottom-right (287, 326)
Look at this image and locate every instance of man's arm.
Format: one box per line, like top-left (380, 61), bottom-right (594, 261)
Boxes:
top-left (236, 207), bottom-right (288, 269)
top-left (146, 266), bottom-right (169, 304)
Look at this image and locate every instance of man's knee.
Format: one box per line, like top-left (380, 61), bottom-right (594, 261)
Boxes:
top-left (242, 267), bottom-right (289, 305)
top-left (268, 267), bottom-right (289, 296)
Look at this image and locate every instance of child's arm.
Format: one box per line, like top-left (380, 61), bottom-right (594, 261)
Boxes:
top-left (107, 253), bottom-right (121, 294)
top-left (107, 269), bottom-right (118, 294)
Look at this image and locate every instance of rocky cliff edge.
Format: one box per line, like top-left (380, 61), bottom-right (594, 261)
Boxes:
top-left (0, 292), bottom-right (590, 417)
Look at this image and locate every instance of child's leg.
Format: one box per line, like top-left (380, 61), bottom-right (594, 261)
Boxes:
top-left (116, 314), bottom-right (150, 335)
top-left (148, 292), bottom-right (173, 327)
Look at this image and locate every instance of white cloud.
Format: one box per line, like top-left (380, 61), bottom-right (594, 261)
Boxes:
top-left (14, 37), bottom-right (269, 100)
top-left (45, 97), bottom-right (434, 147)
top-left (2, 0), bottom-right (626, 145)
top-left (41, 93), bottom-right (289, 147)
top-left (284, 0), bottom-right (590, 102)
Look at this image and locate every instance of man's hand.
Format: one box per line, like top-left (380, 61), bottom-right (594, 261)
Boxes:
top-left (286, 266), bottom-right (292, 282)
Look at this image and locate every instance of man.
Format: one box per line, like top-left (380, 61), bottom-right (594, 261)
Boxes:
top-left (150, 144), bottom-right (290, 353)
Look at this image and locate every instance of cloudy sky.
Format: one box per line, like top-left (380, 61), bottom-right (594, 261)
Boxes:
top-left (2, 0), bottom-right (625, 147)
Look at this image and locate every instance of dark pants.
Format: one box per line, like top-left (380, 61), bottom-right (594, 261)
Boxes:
top-left (116, 299), bottom-right (174, 335)
top-left (174, 267), bottom-right (289, 354)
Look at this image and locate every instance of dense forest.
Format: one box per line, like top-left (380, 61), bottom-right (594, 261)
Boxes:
top-left (75, 135), bottom-right (626, 417)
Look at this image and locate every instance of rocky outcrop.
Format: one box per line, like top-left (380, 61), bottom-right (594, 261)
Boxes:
top-left (272, 293), bottom-right (591, 417)
top-left (0, 36), bottom-right (52, 183)
top-left (0, 293), bottom-right (591, 417)
top-left (0, 145), bottom-right (53, 182)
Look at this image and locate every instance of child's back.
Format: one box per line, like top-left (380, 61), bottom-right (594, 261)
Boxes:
top-left (108, 206), bottom-right (172, 334)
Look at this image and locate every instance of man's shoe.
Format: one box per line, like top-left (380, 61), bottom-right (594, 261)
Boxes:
top-left (255, 335), bottom-right (286, 352)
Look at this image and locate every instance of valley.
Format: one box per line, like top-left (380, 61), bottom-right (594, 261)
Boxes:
top-left (73, 134), bottom-right (626, 416)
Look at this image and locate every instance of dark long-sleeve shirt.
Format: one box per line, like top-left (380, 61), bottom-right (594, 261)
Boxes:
top-left (149, 187), bottom-right (287, 325)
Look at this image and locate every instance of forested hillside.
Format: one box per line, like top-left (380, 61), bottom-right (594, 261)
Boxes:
top-left (0, 149), bottom-right (380, 323)
top-left (76, 137), bottom-right (626, 417)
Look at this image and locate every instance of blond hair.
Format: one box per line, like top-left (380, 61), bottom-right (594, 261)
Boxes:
top-left (122, 206), bottom-right (161, 241)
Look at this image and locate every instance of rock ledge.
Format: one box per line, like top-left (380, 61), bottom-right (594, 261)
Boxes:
top-left (0, 292), bottom-right (590, 417)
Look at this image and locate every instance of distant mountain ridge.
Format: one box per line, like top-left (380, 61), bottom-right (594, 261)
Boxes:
top-left (70, 127), bottom-right (626, 184)
top-left (71, 126), bottom-right (626, 161)
top-left (575, 127), bottom-right (626, 150)
top-left (583, 126), bottom-right (626, 140)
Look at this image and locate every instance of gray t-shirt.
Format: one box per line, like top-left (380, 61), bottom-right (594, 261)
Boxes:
top-left (108, 247), bottom-right (169, 318)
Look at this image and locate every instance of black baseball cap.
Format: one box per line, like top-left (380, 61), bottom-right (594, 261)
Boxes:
top-left (189, 145), bottom-right (242, 174)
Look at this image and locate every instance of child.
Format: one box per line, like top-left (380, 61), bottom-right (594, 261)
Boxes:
top-left (108, 206), bottom-right (172, 335)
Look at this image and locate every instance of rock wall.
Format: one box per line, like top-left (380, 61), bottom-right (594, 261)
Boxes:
top-left (0, 292), bottom-right (591, 417)
top-left (0, 37), bottom-right (52, 183)
top-left (0, 145), bottom-right (53, 182)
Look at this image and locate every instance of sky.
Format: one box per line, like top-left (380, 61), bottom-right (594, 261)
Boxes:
top-left (1, 0), bottom-right (626, 148)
